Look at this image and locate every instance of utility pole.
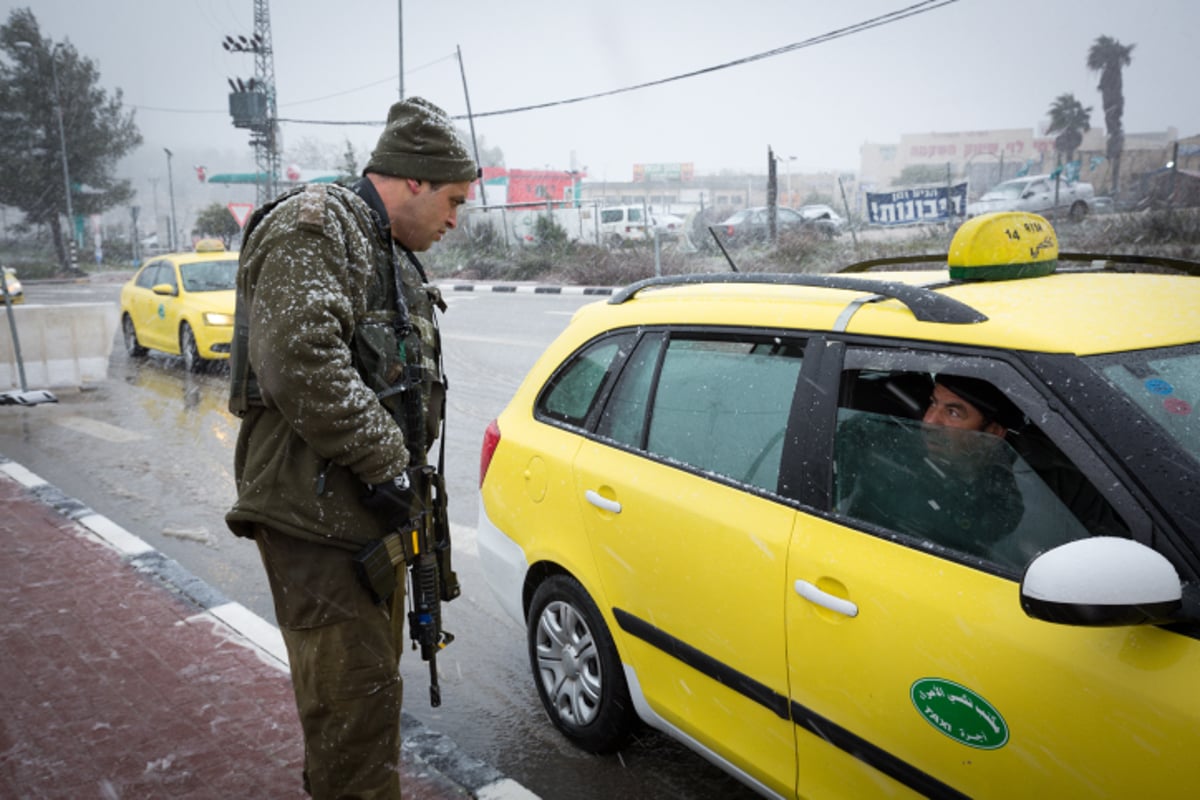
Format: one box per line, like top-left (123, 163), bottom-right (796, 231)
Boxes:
top-left (48, 47), bottom-right (77, 271)
top-left (15, 40), bottom-right (78, 272)
top-left (130, 205), bottom-right (141, 266)
top-left (164, 148), bottom-right (178, 251)
top-left (224, 0), bottom-right (280, 205)
top-left (456, 45), bottom-right (485, 205)
top-left (767, 146), bottom-right (778, 243)
top-left (397, 0), bottom-right (405, 100)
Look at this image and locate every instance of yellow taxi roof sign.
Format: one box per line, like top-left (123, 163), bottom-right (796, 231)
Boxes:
top-left (194, 238), bottom-right (227, 253)
top-left (948, 212), bottom-right (1058, 281)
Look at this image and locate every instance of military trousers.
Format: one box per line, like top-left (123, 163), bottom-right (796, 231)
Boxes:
top-left (255, 525), bottom-right (407, 800)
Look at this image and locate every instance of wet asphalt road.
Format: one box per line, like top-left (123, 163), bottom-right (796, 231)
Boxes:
top-left (0, 276), bottom-right (762, 800)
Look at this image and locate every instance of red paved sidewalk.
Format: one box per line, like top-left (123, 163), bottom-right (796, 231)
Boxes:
top-left (0, 469), bottom-right (478, 799)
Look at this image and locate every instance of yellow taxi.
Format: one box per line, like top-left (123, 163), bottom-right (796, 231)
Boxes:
top-left (478, 212), bottom-right (1200, 798)
top-left (119, 239), bottom-right (237, 372)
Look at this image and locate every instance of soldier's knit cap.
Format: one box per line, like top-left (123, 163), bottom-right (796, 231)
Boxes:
top-left (365, 97), bottom-right (479, 183)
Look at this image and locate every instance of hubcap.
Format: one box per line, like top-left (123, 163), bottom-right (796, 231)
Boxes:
top-left (536, 600), bottom-right (602, 726)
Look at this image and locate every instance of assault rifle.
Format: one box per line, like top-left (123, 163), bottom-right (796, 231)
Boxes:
top-left (405, 463), bottom-right (460, 707)
top-left (354, 464), bottom-right (460, 707)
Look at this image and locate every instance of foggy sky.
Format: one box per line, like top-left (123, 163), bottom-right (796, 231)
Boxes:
top-left (8, 0), bottom-right (1197, 202)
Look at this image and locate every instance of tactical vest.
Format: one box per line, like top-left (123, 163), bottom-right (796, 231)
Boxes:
top-left (359, 245), bottom-right (447, 462)
top-left (228, 183), bottom-right (445, 463)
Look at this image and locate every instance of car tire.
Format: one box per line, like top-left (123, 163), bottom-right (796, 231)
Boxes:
top-left (1069, 201), bottom-right (1088, 222)
top-left (527, 574), bottom-right (637, 754)
top-left (180, 322), bottom-right (204, 373)
top-left (122, 314), bottom-right (147, 357)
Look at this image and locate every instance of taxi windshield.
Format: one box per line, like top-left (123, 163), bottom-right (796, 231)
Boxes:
top-left (1087, 343), bottom-right (1200, 465)
top-left (180, 259), bottom-right (237, 292)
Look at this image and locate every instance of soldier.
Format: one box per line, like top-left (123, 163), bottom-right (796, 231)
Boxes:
top-left (226, 97), bottom-right (476, 799)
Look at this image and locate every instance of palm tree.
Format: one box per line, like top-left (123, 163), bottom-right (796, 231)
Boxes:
top-left (1046, 93), bottom-right (1092, 165)
top-left (1088, 35), bottom-right (1135, 195)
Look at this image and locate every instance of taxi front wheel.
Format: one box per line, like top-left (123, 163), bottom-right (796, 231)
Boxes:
top-left (122, 315), bottom-right (147, 358)
top-left (180, 323), bottom-right (204, 373)
top-left (528, 575), bottom-right (637, 754)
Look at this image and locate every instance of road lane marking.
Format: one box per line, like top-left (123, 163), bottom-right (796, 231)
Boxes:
top-left (52, 415), bottom-right (147, 443)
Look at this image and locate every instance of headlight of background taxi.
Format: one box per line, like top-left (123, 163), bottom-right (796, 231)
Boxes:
top-left (203, 312), bottom-right (234, 326)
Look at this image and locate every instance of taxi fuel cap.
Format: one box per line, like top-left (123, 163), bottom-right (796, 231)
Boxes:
top-left (948, 211), bottom-right (1058, 281)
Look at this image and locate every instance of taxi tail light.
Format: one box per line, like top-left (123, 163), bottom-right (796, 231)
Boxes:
top-left (480, 419), bottom-right (501, 487)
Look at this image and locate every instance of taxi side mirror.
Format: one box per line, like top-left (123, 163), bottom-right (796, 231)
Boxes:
top-left (1020, 537), bottom-right (1182, 627)
top-left (152, 283), bottom-right (177, 296)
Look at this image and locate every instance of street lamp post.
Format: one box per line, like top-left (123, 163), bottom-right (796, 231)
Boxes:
top-left (784, 156), bottom-right (796, 207)
top-left (164, 148), bottom-right (178, 252)
top-left (16, 41), bottom-right (78, 272)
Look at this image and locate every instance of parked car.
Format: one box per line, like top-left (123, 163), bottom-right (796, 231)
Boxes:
top-left (118, 239), bottom-right (237, 372)
top-left (650, 211), bottom-right (685, 239)
top-left (717, 205), bottom-right (839, 246)
top-left (966, 174), bottom-right (1096, 221)
top-left (797, 203), bottom-right (847, 232)
top-left (2, 266), bottom-right (24, 304)
top-left (599, 205), bottom-right (683, 246)
top-left (478, 211), bottom-right (1200, 799)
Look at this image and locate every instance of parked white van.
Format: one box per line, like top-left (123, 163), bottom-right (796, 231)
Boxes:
top-left (598, 205), bottom-right (650, 245)
top-left (599, 205), bottom-right (685, 246)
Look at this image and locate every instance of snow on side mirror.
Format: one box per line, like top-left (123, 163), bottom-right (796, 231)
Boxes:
top-left (1020, 537), bottom-right (1182, 627)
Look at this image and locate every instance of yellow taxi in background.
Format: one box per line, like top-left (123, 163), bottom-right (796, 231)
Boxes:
top-left (119, 239), bottom-right (237, 372)
top-left (478, 212), bottom-right (1200, 798)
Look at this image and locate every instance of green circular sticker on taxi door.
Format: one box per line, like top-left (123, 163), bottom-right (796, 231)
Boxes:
top-left (910, 678), bottom-right (1008, 750)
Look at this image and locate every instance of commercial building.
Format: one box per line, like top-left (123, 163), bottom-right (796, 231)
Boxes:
top-left (859, 126), bottom-right (1184, 201)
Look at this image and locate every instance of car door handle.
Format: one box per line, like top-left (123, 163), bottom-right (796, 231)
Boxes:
top-left (584, 490), bottom-right (622, 514)
top-left (794, 580), bottom-right (858, 618)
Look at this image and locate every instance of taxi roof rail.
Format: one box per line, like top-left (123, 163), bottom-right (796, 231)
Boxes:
top-left (1057, 252), bottom-right (1200, 276)
top-left (608, 273), bottom-right (987, 325)
top-left (836, 251), bottom-right (1200, 276)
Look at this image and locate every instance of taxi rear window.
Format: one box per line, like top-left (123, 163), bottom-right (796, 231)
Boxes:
top-left (537, 333), bottom-right (635, 428)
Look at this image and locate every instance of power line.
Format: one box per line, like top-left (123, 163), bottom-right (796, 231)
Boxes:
top-left (129, 52), bottom-right (457, 116)
top-left (277, 0), bottom-right (959, 128)
top-left (280, 52), bottom-right (458, 108)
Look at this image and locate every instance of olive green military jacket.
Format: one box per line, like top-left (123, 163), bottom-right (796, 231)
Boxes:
top-left (226, 182), bottom-right (436, 551)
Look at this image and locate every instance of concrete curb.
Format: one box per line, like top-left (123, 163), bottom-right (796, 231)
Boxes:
top-left (0, 457), bottom-right (540, 800)
top-left (436, 282), bottom-right (615, 296)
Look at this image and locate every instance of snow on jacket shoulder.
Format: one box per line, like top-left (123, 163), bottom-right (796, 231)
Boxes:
top-left (227, 183), bottom-right (409, 548)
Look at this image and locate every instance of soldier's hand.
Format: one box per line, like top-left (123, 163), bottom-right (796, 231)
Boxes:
top-left (361, 473), bottom-right (415, 531)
